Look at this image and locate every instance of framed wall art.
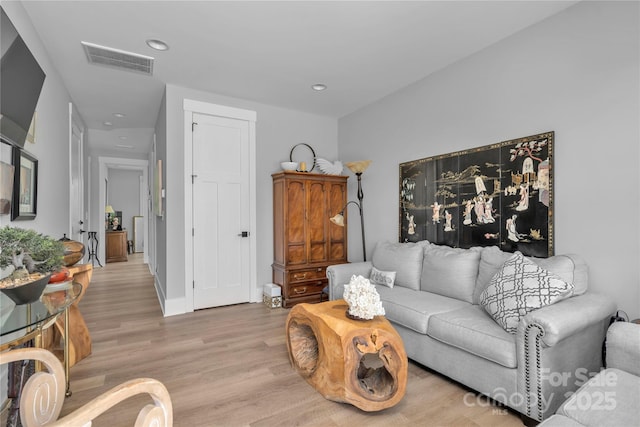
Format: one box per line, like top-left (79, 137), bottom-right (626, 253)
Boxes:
top-left (154, 159), bottom-right (163, 217)
top-left (11, 147), bottom-right (38, 220)
top-left (399, 131), bottom-right (553, 257)
top-left (0, 160), bottom-right (14, 215)
top-left (26, 112), bottom-right (37, 144)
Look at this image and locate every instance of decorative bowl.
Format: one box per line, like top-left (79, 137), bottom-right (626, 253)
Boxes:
top-left (281, 161), bottom-right (298, 171)
top-left (44, 279), bottom-right (73, 293)
top-left (0, 274), bottom-right (51, 305)
top-left (60, 238), bottom-right (85, 267)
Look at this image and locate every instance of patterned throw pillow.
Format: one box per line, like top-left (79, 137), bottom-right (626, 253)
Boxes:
top-left (369, 267), bottom-right (396, 288)
top-left (480, 252), bottom-right (574, 334)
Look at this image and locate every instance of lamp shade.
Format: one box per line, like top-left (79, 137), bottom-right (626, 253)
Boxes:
top-left (105, 205), bottom-right (115, 214)
top-left (330, 213), bottom-right (345, 227)
top-left (344, 160), bottom-right (372, 174)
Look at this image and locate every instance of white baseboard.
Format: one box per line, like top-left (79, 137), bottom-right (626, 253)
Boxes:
top-left (163, 296), bottom-right (187, 317)
top-left (153, 276), bottom-right (186, 317)
top-left (153, 276), bottom-right (260, 316)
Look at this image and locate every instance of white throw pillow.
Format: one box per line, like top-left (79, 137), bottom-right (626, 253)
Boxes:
top-left (480, 252), bottom-right (574, 334)
top-left (369, 267), bottom-right (396, 288)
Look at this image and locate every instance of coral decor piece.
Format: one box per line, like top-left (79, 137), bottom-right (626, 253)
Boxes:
top-left (343, 275), bottom-right (385, 320)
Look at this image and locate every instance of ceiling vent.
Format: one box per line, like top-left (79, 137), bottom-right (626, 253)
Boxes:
top-left (81, 41), bottom-right (153, 75)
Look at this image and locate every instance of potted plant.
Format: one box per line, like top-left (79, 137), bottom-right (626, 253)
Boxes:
top-left (0, 226), bottom-right (65, 304)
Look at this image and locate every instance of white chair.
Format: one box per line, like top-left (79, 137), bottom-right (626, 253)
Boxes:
top-left (1, 347), bottom-right (172, 426)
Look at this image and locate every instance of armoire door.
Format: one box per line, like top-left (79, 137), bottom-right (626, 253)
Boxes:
top-left (286, 178), bottom-right (306, 265)
top-left (307, 180), bottom-right (328, 263)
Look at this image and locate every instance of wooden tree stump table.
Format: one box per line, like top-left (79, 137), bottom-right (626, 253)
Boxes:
top-left (285, 300), bottom-right (408, 411)
top-left (42, 263), bottom-right (93, 367)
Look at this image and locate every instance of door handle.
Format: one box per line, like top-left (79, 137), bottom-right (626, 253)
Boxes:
top-left (238, 231), bottom-right (250, 237)
top-left (79, 229), bottom-right (86, 234)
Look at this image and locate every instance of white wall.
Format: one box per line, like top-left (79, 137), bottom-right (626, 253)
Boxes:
top-left (0, 3), bottom-right (74, 238)
top-left (107, 168), bottom-right (141, 238)
top-left (339, 1), bottom-right (640, 318)
top-left (157, 84), bottom-right (338, 313)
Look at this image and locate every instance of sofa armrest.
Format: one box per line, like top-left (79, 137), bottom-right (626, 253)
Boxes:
top-left (519, 293), bottom-right (616, 347)
top-left (606, 322), bottom-right (640, 375)
top-left (516, 292), bottom-right (615, 420)
top-left (326, 262), bottom-right (372, 300)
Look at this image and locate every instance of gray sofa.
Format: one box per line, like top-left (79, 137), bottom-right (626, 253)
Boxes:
top-left (538, 321), bottom-right (640, 426)
top-left (326, 241), bottom-right (616, 421)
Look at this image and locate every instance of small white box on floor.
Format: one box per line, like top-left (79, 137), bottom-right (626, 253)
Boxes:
top-left (263, 283), bottom-right (281, 297)
top-left (263, 283), bottom-right (282, 308)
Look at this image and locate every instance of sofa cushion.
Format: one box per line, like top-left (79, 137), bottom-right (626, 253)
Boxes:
top-left (556, 368), bottom-right (640, 427)
top-left (372, 241), bottom-right (425, 290)
top-left (474, 246), bottom-right (512, 304)
top-left (369, 267), bottom-right (396, 288)
top-left (420, 245), bottom-right (480, 303)
top-left (480, 252), bottom-right (574, 334)
top-left (473, 246), bottom-right (588, 304)
top-left (428, 306), bottom-right (517, 368)
top-left (375, 285), bottom-right (469, 334)
top-left (535, 254), bottom-right (588, 296)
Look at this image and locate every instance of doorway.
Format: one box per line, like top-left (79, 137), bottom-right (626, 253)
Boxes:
top-left (97, 157), bottom-right (149, 267)
top-left (69, 103), bottom-right (85, 245)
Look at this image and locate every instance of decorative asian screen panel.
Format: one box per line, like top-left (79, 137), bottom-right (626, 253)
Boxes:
top-left (399, 131), bottom-right (553, 257)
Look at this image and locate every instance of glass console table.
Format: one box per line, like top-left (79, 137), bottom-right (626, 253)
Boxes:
top-left (1, 282), bottom-right (83, 397)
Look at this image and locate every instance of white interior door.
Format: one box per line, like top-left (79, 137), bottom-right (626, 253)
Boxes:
top-left (192, 112), bottom-right (251, 309)
top-left (133, 216), bottom-right (144, 253)
top-left (70, 114), bottom-right (85, 244)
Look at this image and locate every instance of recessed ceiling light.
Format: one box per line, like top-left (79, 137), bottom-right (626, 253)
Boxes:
top-left (116, 144), bottom-right (134, 149)
top-left (312, 83), bottom-right (327, 91)
top-left (146, 39), bottom-right (169, 51)
top-left (103, 121), bottom-right (113, 126)
top-left (118, 136), bottom-right (127, 140)
top-left (113, 112), bottom-right (126, 118)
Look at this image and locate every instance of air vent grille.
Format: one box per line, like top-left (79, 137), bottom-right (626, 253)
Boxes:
top-left (81, 41), bottom-right (153, 75)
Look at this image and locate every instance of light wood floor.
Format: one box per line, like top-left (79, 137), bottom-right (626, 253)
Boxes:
top-left (60, 255), bottom-right (523, 426)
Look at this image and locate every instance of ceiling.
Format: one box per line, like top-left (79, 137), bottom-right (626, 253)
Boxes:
top-left (21, 1), bottom-right (578, 154)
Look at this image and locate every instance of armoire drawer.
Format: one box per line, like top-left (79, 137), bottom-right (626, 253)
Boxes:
top-left (288, 267), bottom-right (326, 283)
top-left (286, 280), bottom-right (326, 298)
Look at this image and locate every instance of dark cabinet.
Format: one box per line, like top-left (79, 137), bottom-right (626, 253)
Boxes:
top-left (106, 231), bottom-right (128, 263)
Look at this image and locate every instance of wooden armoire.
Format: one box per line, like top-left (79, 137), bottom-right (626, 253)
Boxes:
top-left (272, 171), bottom-right (348, 307)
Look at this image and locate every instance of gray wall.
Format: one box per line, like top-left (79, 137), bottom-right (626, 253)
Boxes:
top-left (157, 84), bottom-right (339, 311)
top-left (153, 90), bottom-right (168, 302)
top-left (0, 2), bottom-right (76, 404)
top-left (0, 3), bottom-right (73, 239)
top-left (107, 169), bottom-right (142, 239)
top-left (338, 1), bottom-right (639, 318)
